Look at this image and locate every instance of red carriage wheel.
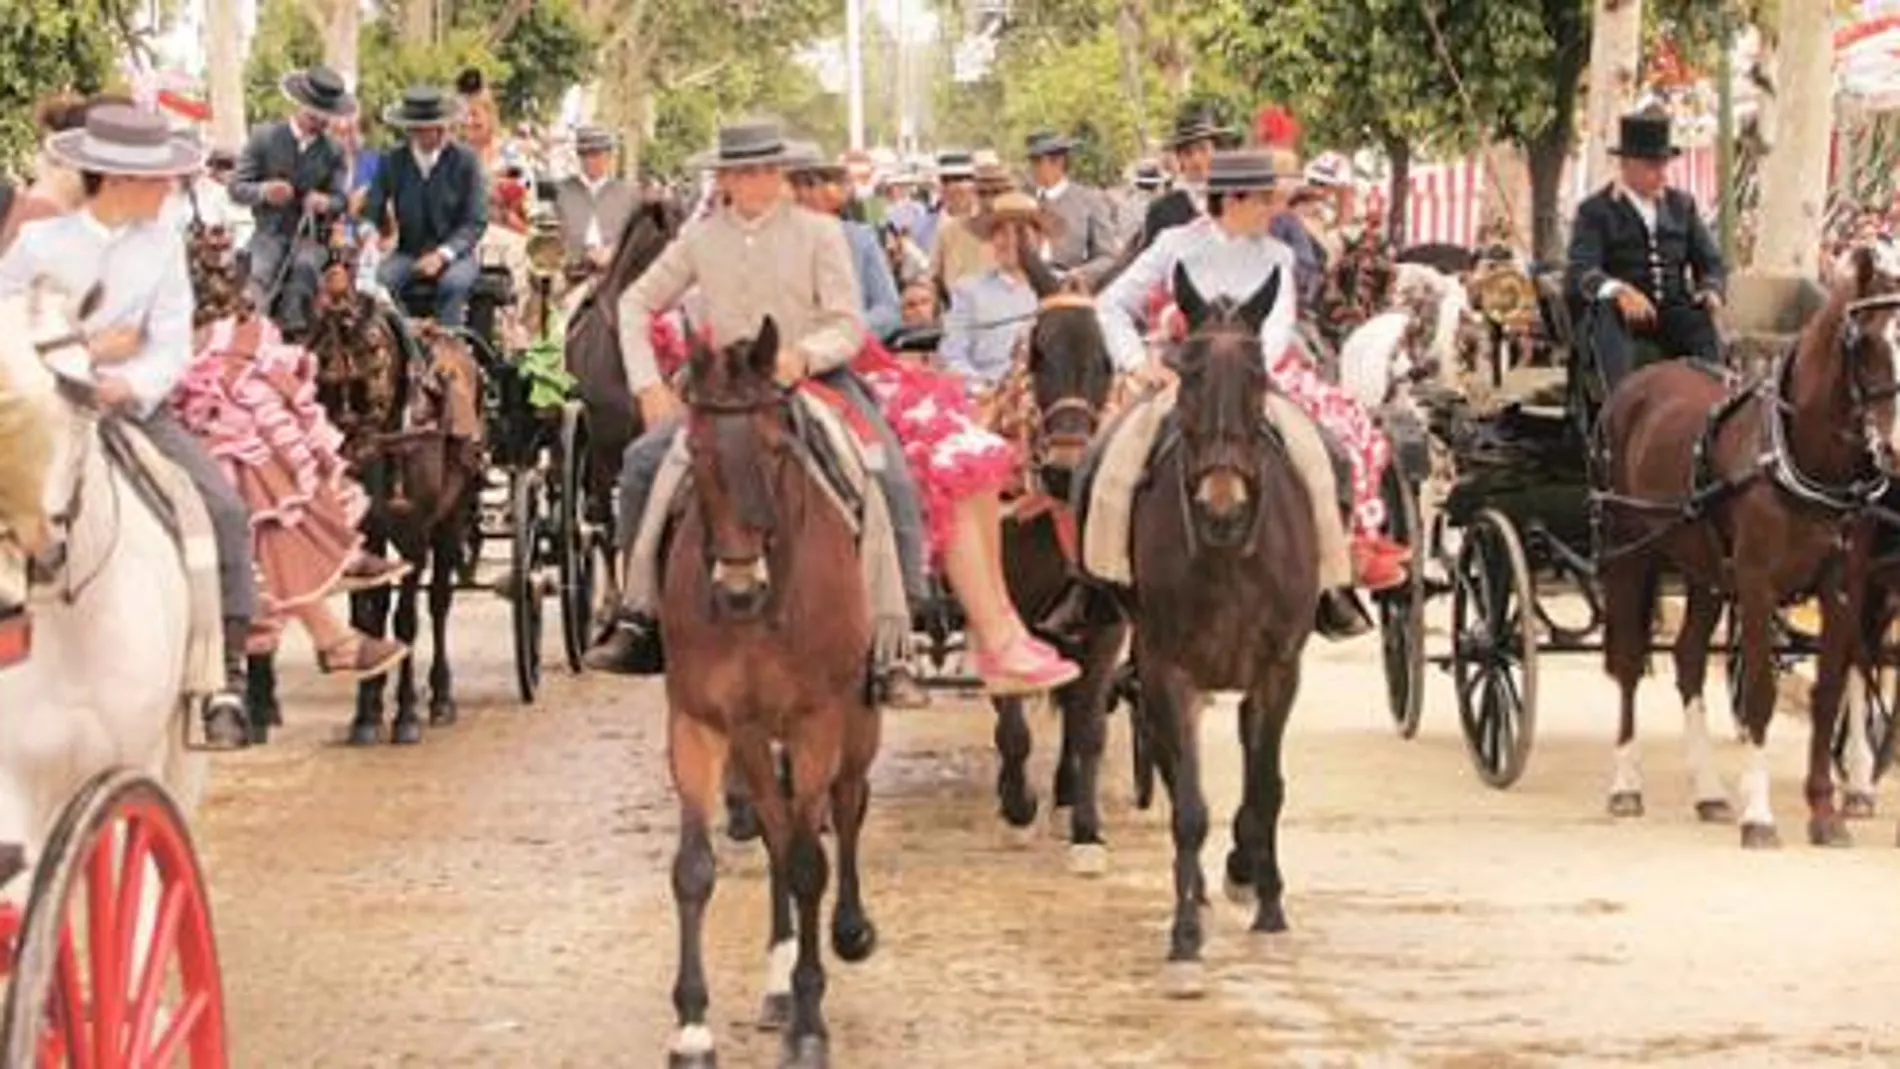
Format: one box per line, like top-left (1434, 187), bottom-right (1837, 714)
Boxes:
top-left (2, 769), bottom-right (228, 1067)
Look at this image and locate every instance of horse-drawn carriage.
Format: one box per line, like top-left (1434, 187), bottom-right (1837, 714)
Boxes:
top-left (1375, 264), bottom-right (1900, 795)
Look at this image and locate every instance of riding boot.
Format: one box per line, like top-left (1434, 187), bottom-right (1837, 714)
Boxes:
top-left (876, 663), bottom-right (929, 709)
top-left (1315, 589), bottom-right (1374, 640)
top-left (201, 618), bottom-right (252, 750)
top-left (582, 550), bottom-right (666, 675)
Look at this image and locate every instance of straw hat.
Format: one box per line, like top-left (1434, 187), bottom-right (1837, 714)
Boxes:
top-left (969, 190), bottom-right (1063, 239)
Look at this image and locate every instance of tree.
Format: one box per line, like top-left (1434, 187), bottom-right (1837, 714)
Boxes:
top-left (1581, 0), bottom-right (1643, 191)
top-left (1752, 0), bottom-right (1832, 275)
top-left (0, 0), bottom-right (148, 172)
top-left (244, 0), bottom-right (325, 128)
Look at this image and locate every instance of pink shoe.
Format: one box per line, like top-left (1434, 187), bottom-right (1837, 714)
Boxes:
top-left (974, 635), bottom-right (1082, 696)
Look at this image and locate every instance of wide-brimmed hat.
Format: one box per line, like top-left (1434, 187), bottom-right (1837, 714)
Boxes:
top-left (1609, 111), bottom-right (1681, 160)
top-left (1133, 160), bottom-right (1166, 190)
top-left (1204, 149), bottom-right (1281, 194)
top-left (574, 126), bottom-right (618, 155)
top-left (784, 140), bottom-right (846, 181)
top-left (1303, 151), bottom-right (1351, 188)
top-left (973, 161), bottom-right (1015, 196)
top-left (45, 104), bottom-right (205, 177)
top-left (969, 190), bottom-right (1064, 239)
top-left (280, 66), bottom-right (356, 119)
top-left (687, 120), bottom-right (798, 171)
top-left (382, 85), bottom-right (465, 129)
top-left (1024, 130), bottom-right (1076, 159)
top-left (1164, 104), bottom-right (1230, 150)
top-left (937, 150), bottom-right (975, 180)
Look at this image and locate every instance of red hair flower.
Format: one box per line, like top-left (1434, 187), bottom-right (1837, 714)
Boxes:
top-left (1254, 104), bottom-right (1302, 148)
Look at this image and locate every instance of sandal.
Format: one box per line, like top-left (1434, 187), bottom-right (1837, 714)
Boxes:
top-left (334, 554), bottom-right (412, 594)
top-left (317, 633), bottom-right (410, 681)
top-left (974, 633), bottom-right (1081, 696)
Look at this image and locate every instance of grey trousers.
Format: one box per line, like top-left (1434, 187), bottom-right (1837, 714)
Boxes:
top-left (137, 408), bottom-right (256, 624)
top-left (614, 370), bottom-right (929, 606)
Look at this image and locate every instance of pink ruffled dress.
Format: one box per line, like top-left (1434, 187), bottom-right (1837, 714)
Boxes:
top-left (172, 317), bottom-right (369, 653)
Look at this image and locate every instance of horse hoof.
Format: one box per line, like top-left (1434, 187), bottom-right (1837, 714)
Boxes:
top-left (390, 719), bottom-right (423, 746)
top-left (1607, 792), bottom-right (1645, 819)
top-left (346, 722), bottom-right (380, 747)
top-left (726, 807), bottom-right (762, 844)
top-left (999, 822), bottom-right (1037, 850)
top-left (429, 699), bottom-right (457, 727)
top-left (1067, 842), bottom-right (1109, 878)
top-left (756, 993), bottom-right (791, 1032)
top-left (1161, 959), bottom-right (1207, 1001)
top-left (832, 915), bottom-right (878, 963)
top-left (1251, 900), bottom-right (1290, 934)
top-left (1808, 816), bottom-right (1853, 848)
top-left (668, 1024), bottom-right (718, 1068)
top-left (998, 793), bottom-right (1038, 831)
top-left (1740, 822), bottom-right (1782, 850)
top-left (1223, 875), bottom-right (1255, 906)
top-left (669, 1054), bottom-right (717, 1069)
top-left (1694, 799), bottom-right (1734, 824)
top-left (1844, 792), bottom-right (1878, 820)
top-left (779, 1033), bottom-right (829, 1069)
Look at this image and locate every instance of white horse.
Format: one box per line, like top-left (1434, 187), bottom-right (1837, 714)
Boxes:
top-left (1336, 262), bottom-right (1473, 410)
top-left (0, 279), bottom-right (205, 900)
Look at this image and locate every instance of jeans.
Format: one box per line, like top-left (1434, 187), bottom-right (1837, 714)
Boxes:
top-left (136, 408), bottom-right (256, 625)
top-left (377, 251), bottom-right (480, 327)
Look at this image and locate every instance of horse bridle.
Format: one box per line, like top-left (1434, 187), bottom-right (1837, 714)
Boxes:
top-left (26, 332), bottom-right (119, 603)
top-left (1016, 294), bottom-right (1111, 472)
top-left (1170, 319), bottom-right (1275, 554)
top-left (681, 387), bottom-right (796, 571)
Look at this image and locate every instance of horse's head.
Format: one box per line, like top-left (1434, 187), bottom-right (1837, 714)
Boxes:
top-left (0, 278), bottom-right (105, 551)
top-left (1168, 262), bottom-right (1280, 547)
top-left (1021, 251), bottom-right (1114, 488)
top-left (683, 317), bottom-right (790, 617)
top-left (1832, 241), bottom-right (1900, 463)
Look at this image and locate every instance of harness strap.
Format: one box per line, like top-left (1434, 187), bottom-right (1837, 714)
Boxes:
top-left (1007, 492), bottom-right (1079, 565)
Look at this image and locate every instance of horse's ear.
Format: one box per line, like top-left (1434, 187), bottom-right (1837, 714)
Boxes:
top-left (1173, 262), bottom-right (1208, 328)
top-left (1853, 244), bottom-right (1880, 300)
top-left (76, 282), bottom-right (104, 322)
top-left (750, 316), bottom-right (780, 380)
top-left (1022, 240), bottom-right (1062, 300)
top-left (1238, 266), bottom-right (1282, 333)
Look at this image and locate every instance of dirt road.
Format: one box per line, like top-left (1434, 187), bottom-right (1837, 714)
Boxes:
top-left (198, 598), bottom-right (1900, 1068)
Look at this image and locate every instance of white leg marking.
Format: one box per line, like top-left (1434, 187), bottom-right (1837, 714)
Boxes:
top-left (764, 939), bottom-right (796, 997)
top-left (670, 1024), bottom-right (717, 1056)
top-left (1610, 740), bottom-right (1643, 796)
top-left (1842, 673), bottom-right (1878, 798)
top-left (1739, 743), bottom-right (1775, 827)
top-left (1681, 697), bottom-right (1726, 803)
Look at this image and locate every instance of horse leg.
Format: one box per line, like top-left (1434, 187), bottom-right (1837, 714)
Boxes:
top-left (829, 701), bottom-right (881, 965)
top-left (1806, 580), bottom-right (1855, 847)
top-left (427, 529), bottom-right (459, 726)
top-left (724, 760), bottom-right (762, 844)
top-left (1239, 659), bottom-right (1301, 934)
top-left (1843, 588), bottom-right (1888, 820)
top-left (780, 732), bottom-right (835, 1069)
top-left (1139, 650), bottom-right (1209, 998)
top-left (388, 568), bottom-right (423, 745)
top-left (244, 650), bottom-right (280, 744)
top-left (1061, 611), bottom-right (1125, 876)
top-left (991, 696), bottom-right (1038, 838)
top-left (666, 713), bottom-right (728, 1069)
top-left (1674, 583), bottom-right (1733, 823)
top-left (1736, 584), bottom-right (1782, 849)
top-left (1602, 558), bottom-right (1657, 818)
top-left (348, 583), bottom-right (391, 746)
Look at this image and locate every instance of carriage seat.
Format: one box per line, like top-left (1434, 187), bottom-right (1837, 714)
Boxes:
top-left (394, 266), bottom-right (515, 322)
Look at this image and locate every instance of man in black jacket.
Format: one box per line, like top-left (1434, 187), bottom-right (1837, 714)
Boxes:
top-left (229, 66), bottom-right (355, 337)
top-left (1566, 110), bottom-right (1726, 396)
top-left (360, 85), bottom-right (488, 327)
top-left (1134, 104), bottom-right (1228, 254)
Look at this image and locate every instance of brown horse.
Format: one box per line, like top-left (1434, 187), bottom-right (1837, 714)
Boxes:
top-left (661, 320), bottom-right (879, 1069)
top-left (1079, 263), bottom-right (1319, 994)
top-left (1597, 246), bottom-right (1900, 848)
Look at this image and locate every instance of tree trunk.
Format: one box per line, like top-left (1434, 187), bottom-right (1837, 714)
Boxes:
top-left (1753, 0), bottom-right (1832, 277)
top-left (205, 0), bottom-right (245, 151)
top-left (1581, 0), bottom-right (1643, 190)
top-left (1116, 0), bottom-right (1148, 153)
top-left (322, 0), bottom-right (360, 86)
top-left (1384, 136), bottom-right (1411, 247)
top-left (1528, 133), bottom-right (1568, 263)
top-left (404, 0), bottom-right (434, 45)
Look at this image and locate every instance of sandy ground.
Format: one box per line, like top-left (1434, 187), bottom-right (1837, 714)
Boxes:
top-left (194, 594), bottom-right (1900, 1068)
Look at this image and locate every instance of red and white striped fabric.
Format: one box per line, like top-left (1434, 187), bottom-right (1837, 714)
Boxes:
top-left (1397, 145), bottom-right (1723, 247)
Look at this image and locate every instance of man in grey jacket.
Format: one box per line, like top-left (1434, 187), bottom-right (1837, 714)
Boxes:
top-left (552, 126), bottom-right (634, 272)
top-left (1024, 129), bottom-right (1118, 286)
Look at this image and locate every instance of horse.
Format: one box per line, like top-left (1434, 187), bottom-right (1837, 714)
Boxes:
top-left (1596, 244), bottom-right (1900, 849)
top-left (660, 320), bottom-right (880, 1069)
top-left (1078, 262), bottom-right (1320, 995)
top-left (0, 278), bottom-right (206, 917)
top-left (284, 228), bottom-right (485, 746)
top-left (1336, 261), bottom-right (1481, 410)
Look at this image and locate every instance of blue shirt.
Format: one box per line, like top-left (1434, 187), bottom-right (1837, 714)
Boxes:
top-left (1097, 216), bottom-right (1299, 374)
top-left (842, 219), bottom-right (901, 340)
top-left (1270, 211), bottom-right (1324, 308)
top-left (0, 211), bottom-right (194, 418)
top-left (941, 268), bottom-right (1037, 387)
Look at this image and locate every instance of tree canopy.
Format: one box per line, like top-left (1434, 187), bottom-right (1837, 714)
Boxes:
top-left (0, 0), bottom-right (149, 172)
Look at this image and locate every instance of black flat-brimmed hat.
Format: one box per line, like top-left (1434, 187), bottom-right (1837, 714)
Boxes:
top-left (936, 150), bottom-right (975, 180)
top-left (45, 104), bottom-right (205, 177)
top-left (1164, 104), bottom-right (1231, 150)
top-left (1204, 149), bottom-right (1281, 193)
top-left (1609, 111), bottom-right (1681, 160)
top-left (382, 85), bottom-right (465, 129)
top-left (1024, 130), bottom-right (1077, 159)
top-left (574, 126), bottom-right (618, 155)
top-left (1133, 160), bottom-right (1166, 190)
top-left (280, 66), bottom-right (356, 118)
top-left (687, 119), bottom-right (797, 171)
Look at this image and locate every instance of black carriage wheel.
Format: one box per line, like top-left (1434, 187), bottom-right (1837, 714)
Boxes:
top-left (1830, 663), bottom-right (1898, 786)
top-left (1450, 508), bottom-right (1539, 789)
top-left (510, 469), bottom-right (545, 703)
top-left (1376, 465), bottom-right (1427, 740)
top-left (556, 402), bottom-right (598, 673)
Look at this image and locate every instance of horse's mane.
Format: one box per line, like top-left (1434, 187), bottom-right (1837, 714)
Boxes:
top-left (586, 198), bottom-right (684, 326)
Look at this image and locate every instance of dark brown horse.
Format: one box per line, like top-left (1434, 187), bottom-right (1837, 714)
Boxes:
top-left (1080, 263), bottom-right (1318, 995)
top-left (661, 320), bottom-right (879, 1069)
top-left (1597, 246), bottom-right (1900, 848)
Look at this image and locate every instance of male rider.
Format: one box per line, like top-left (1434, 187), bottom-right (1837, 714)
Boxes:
top-left (359, 85), bottom-right (489, 327)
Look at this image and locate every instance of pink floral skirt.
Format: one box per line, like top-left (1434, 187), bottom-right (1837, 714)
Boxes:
top-left (172, 316), bottom-right (369, 652)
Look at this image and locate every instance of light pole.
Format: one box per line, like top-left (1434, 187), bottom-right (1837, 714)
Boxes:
top-left (846, 0), bottom-right (866, 150)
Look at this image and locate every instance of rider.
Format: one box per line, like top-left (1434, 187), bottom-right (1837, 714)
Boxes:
top-left (0, 106), bottom-right (254, 744)
top-left (553, 127), bottom-right (634, 276)
top-left (359, 86), bottom-right (489, 327)
top-left (1025, 130), bottom-right (1119, 286)
top-left (939, 191), bottom-right (1046, 389)
top-left (786, 143), bottom-right (903, 340)
top-left (928, 150), bottom-right (990, 300)
top-left (1566, 109), bottom-right (1726, 396)
top-left (1094, 149), bottom-right (1409, 636)
top-left (1132, 104), bottom-right (1227, 254)
top-left (583, 120), bottom-right (1077, 695)
top-left (228, 66), bottom-right (355, 340)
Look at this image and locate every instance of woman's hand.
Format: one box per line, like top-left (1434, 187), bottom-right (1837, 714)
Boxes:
top-left (87, 325), bottom-right (144, 364)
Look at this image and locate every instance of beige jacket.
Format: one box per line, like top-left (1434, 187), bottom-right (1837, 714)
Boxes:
top-left (616, 199), bottom-right (864, 394)
top-left (932, 214), bottom-right (992, 295)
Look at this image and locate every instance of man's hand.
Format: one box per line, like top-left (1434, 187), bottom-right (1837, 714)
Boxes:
top-left (1700, 290), bottom-right (1724, 312)
top-left (773, 348), bottom-right (809, 388)
top-left (303, 191), bottom-right (332, 215)
top-left (415, 251), bottom-right (447, 278)
top-left (86, 325), bottom-right (144, 364)
top-left (261, 180), bottom-right (296, 206)
top-left (587, 245), bottom-right (613, 270)
top-left (1613, 285), bottom-right (1657, 327)
top-left (94, 376), bottom-right (136, 410)
top-left (1133, 360), bottom-right (1178, 391)
top-left (637, 383), bottom-right (682, 428)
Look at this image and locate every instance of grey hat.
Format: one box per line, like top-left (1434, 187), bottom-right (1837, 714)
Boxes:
top-left (45, 104), bottom-right (205, 177)
top-left (1204, 149), bottom-right (1281, 193)
top-left (687, 119), bottom-right (798, 171)
top-left (280, 66), bottom-right (356, 119)
top-left (784, 140), bottom-right (845, 179)
top-left (936, 150), bottom-right (975, 179)
top-left (382, 85), bottom-right (466, 129)
top-left (574, 126), bottom-right (618, 155)
top-left (1024, 129), bottom-right (1077, 159)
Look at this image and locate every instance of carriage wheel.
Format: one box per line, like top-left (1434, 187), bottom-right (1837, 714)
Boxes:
top-left (1, 769), bottom-right (228, 1068)
top-left (1450, 508), bottom-right (1539, 789)
top-left (510, 469), bottom-right (545, 704)
top-left (555, 403), bottom-right (599, 673)
top-left (1376, 466), bottom-right (1427, 740)
top-left (1831, 664), bottom-right (1898, 785)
